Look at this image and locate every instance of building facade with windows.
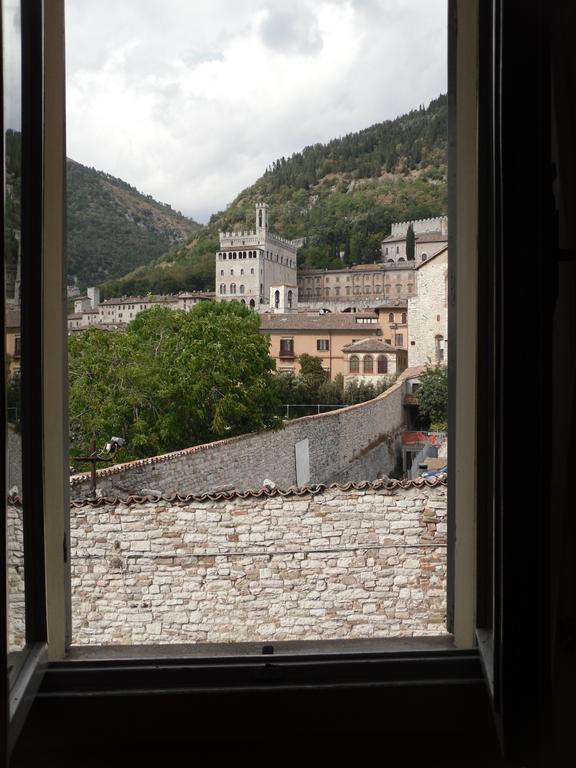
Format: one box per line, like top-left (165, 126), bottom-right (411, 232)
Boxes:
top-left (216, 202), bottom-right (298, 309)
top-left (381, 216), bottom-right (448, 263)
top-left (341, 338), bottom-right (408, 384)
top-left (407, 247), bottom-right (448, 367)
top-left (297, 262), bottom-right (416, 307)
top-left (67, 291), bottom-right (214, 332)
top-left (260, 308), bottom-right (406, 379)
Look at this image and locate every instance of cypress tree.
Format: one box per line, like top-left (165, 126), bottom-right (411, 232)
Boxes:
top-left (406, 223), bottom-right (416, 260)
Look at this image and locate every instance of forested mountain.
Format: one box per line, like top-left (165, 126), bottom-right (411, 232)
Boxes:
top-left (99, 95), bottom-right (447, 298)
top-left (67, 160), bottom-right (200, 289)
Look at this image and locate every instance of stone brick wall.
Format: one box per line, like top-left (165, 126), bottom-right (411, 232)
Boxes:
top-left (71, 481), bottom-right (447, 645)
top-left (407, 249), bottom-right (448, 367)
top-left (7, 502), bottom-right (25, 652)
top-left (70, 375), bottom-right (414, 499)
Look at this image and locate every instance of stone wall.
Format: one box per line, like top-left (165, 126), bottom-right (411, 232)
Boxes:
top-left (7, 502), bottom-right (25, 652)
top-left (70, 374), bottom-right (415, 499)
top-left (407, 249), bottom-right (448, 367)
top-left (71, 480), bottom-right (447, 645)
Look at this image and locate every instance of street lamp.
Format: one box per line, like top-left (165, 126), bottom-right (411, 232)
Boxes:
top-left (75, 436), bottom-right (125, 496)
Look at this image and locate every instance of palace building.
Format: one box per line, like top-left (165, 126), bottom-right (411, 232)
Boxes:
top-left (215, 202), bottom-right (298, 309)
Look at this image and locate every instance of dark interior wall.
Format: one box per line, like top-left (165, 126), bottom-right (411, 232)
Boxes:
top-left (550, 2), bottom-right (576, 763)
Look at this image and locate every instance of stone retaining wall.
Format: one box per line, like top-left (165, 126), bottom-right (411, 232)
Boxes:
top-left (71, 480), bottom-right (447, 645)
top-left (70, 375), bottom-right (411, 499)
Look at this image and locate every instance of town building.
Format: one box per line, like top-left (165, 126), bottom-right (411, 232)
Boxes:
top-left (341, 337), bottom-right (407, 384)
top-left (216, 202), bottom-right (298, 309)
top-left (260, 304), bottom-right (407, 379)
top-left (380, 216), bottom-right (448, 263)
top-left (297, 217), bottom-right (447, 311)
top-left (407, 246), bottom-right (448, 367)
top-left (297, 262), bottom-right (416, 307)
top-left (67, 290), bottom-right (214, 332)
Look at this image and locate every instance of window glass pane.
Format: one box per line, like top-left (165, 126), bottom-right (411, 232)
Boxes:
top-left (65, 0), bottom-right (448, 647)
top-left (4, 0), bottom-right (26, 661)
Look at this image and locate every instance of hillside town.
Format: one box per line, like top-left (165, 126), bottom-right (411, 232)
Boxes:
top-left (66, 203), bottom-right (448, 375)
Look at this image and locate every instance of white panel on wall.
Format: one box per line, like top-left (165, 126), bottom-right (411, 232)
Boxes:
top-left (295, 438), bottom-right (310, 487)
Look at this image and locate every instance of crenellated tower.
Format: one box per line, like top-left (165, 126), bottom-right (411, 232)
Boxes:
top-left (256, 202), bottom-right (269, 233)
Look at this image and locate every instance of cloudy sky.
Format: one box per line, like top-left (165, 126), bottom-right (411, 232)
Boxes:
top-left (66, 0), bottom-right (447, 223)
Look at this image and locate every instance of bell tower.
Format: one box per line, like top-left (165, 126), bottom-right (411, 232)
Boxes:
top-left (256, 202), bottom-right (269, 232)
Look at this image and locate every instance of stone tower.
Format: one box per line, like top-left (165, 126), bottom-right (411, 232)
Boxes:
top-left (256, 202), bottom-right (269, 233)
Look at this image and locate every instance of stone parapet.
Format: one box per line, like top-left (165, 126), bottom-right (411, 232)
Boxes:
top-left (69, 480), bottom-right (447, 645)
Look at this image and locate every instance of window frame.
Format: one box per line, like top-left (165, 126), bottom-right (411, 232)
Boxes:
top-left (3, 1), bottom-right (557, 764)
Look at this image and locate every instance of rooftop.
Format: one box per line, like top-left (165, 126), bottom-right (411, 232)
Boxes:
top-left (260, 312), bottom-right (380, 331)
top-left (341, 338), bottom-right (397, 353)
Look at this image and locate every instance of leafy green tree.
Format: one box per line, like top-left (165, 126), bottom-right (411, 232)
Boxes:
top-left (416, 364), bottom-right (448, 431)
top-left (68, 302), bottom-right (282, 465)
top-left (406, 223), bottom-right (415, 260)
top-left (318, 372), bottom-right (344, 404)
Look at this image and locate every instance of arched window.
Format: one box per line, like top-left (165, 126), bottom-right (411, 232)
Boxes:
top-left (274, 290), bottom-right (280, 308)
top-left (240, 299), bottom-right (246, 305)
top-left (230, 268), bottom-right (234, 276)
top-left (421, 253), bottom-right (428, 261)
top-left (399, 257), bottom-right (405, 262)
top-left (223, 253), bottom-right (227, 260)
top-left (220, 270), bottom-right (224, 276)
top-left (387, 259), bottom-right (394, 264)
top-left (239, 285), bottom-right (245, 294)
top-left (230, 283), bottom-right (236, 294)
top-left (288, 290), bottom-right (293, 309)
top-left (250, 268), bottom-right (254, 275)
top-left (233, 252), bottom-right (237, 259)
top-left (249, 299), bottom-right (255, 309)
top-left (363, 355), bottom-right (373, 374)
top-left (220, 284), bottom-right (226, 295)
top-left (402, 312), bottom-right (407, 324)
top-left (240, 269), bottom-right (244, 275)
top-left (349, 355), bottom-right (359, 374)
top-left (377, 355), bottom-right (388, 374)
top-left (388, 312), bottom-right (394, 322)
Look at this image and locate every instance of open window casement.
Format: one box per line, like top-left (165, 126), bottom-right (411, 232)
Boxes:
top-left (2, 0), bottom-right (565, 764)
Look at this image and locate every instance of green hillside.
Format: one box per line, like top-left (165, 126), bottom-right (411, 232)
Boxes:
top-left (100, 94), bottom-right (447, 298)
top-left (67, 160), bottom-right (201, 289)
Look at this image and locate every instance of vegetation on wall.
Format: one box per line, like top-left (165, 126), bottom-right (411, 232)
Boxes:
top-left (275, 358), bottom-right (396, 417)
top-left (415, 364), bottom-right (448, 431)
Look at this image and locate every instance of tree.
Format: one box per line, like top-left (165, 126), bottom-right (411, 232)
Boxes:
top-left (416, 364), bottom-right (448, 430)
top-left (68, 302), bottom-right (282, 465)
top-left (406, 223), bottom-right (416, 260)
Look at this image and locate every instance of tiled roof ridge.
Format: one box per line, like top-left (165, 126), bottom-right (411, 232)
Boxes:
top-left (4, 476), bottom-right (447, 508)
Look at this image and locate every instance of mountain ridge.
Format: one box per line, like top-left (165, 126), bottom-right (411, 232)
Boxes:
top-left (67, 159), bottom-right (201, 290)
top-left (96, 94), bottom-right (447, 298)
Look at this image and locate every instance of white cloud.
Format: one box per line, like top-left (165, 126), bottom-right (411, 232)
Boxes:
top-left (65, 0), bottom-right (447, 223)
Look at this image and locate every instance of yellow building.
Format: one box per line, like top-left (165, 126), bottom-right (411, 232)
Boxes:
top-left (260, 305), bottom-right (407, 380)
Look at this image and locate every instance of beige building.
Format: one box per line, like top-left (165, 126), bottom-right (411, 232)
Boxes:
top-left (67, 291), bottom-right (214, 332)
top-left (407, 246), bottom-right (448, 367)
top-left (297, 262), bottom-right (416, 306)
top-left (216, 203), bottom-right (298, 309)
top-left (341, 338), bottom-right (408, 384)
top-left (260, 306), bottom-right (407, 380)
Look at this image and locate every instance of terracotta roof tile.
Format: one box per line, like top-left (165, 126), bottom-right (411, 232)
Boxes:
top-left (260, 313), bottom-right (381, 331)
top-left (341, 338), bottom-right (397, 353)
top-left (32, 476), bottom-right (448, 508)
